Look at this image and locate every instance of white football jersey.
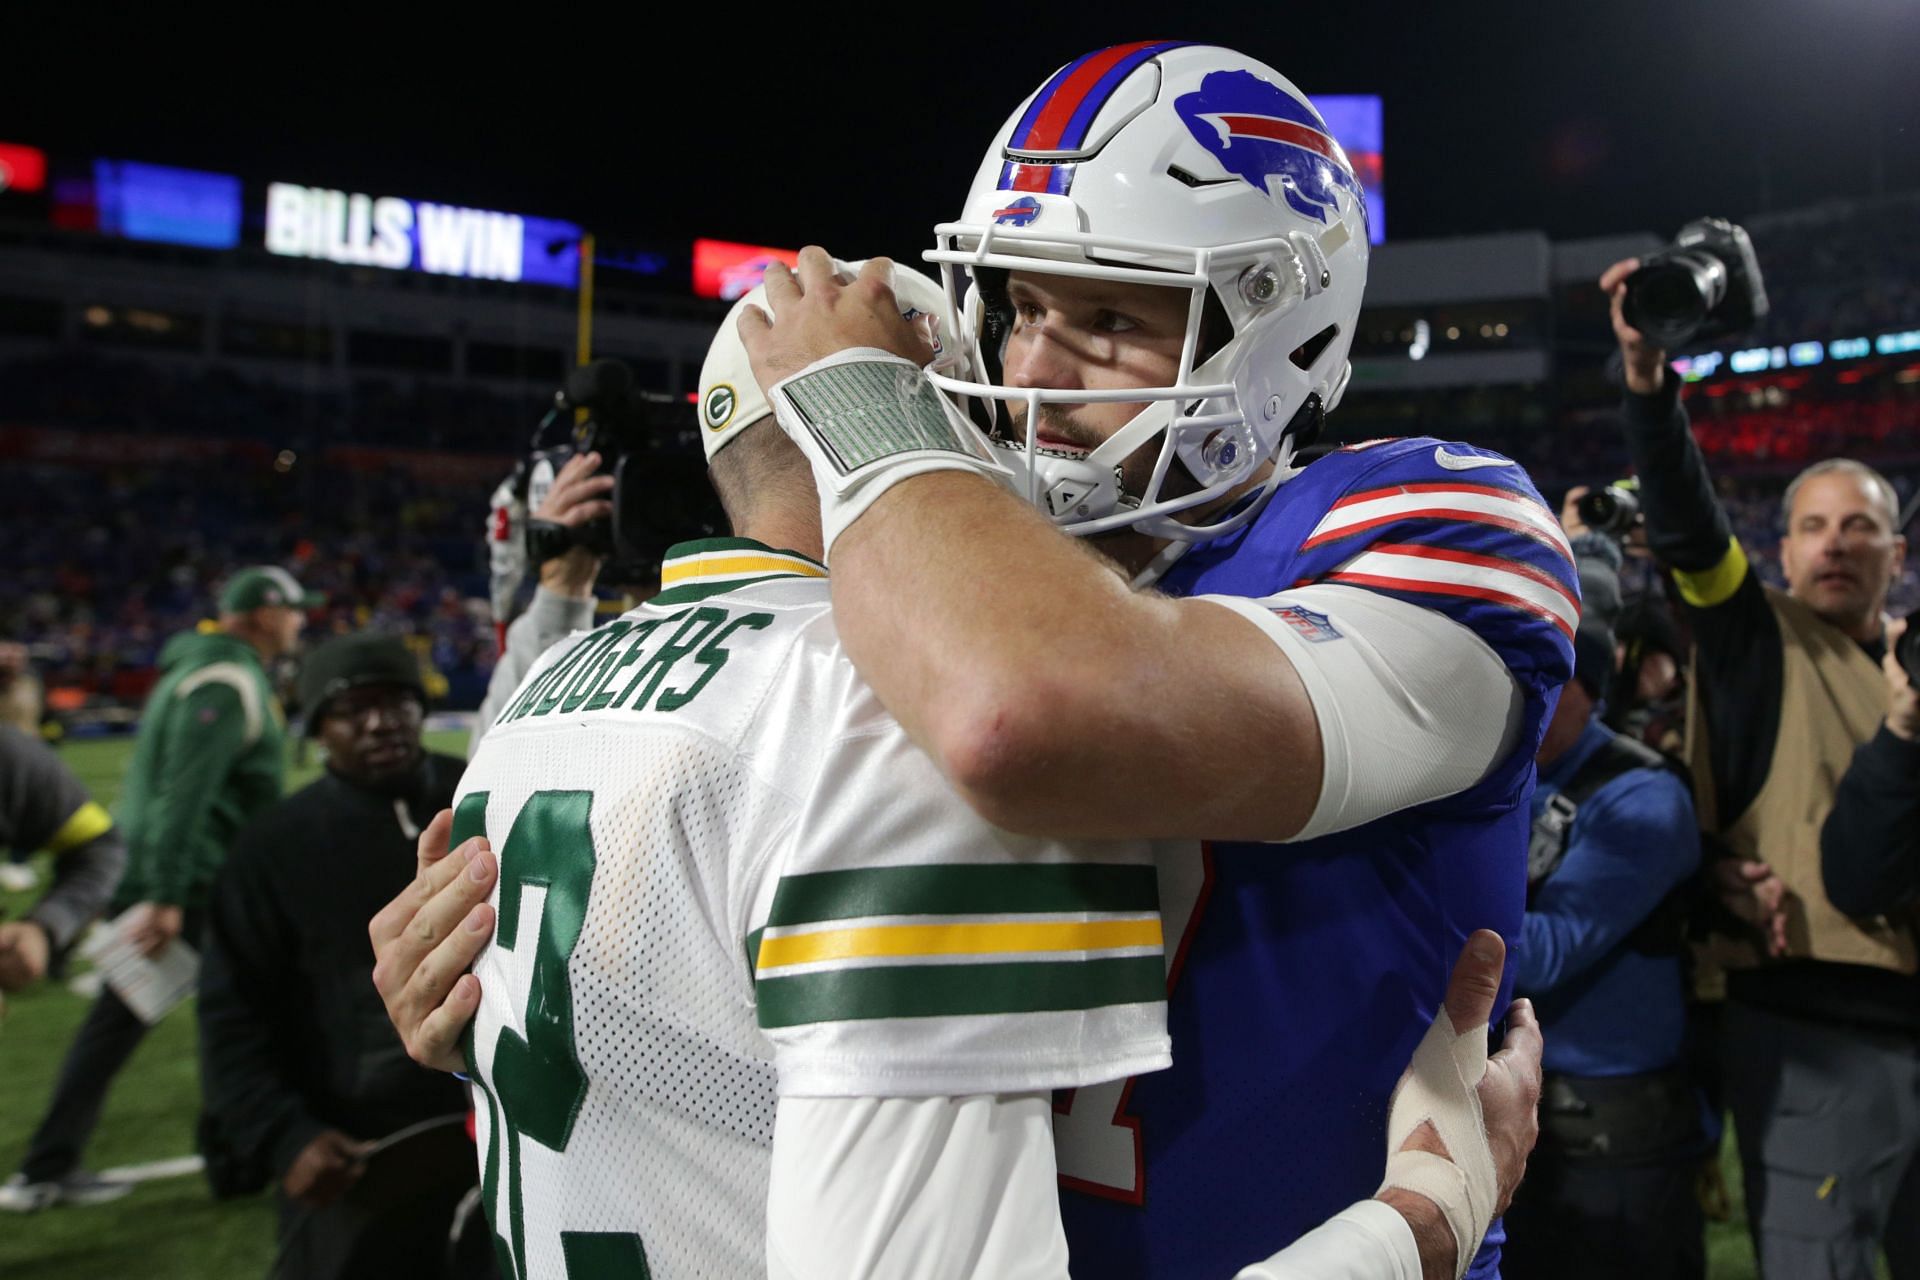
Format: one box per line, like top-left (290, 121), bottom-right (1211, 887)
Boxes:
top-left (457, 538), bottom-right (1172, 1280)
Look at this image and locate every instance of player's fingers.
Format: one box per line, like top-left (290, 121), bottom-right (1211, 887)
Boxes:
top-left (737, 303), bottom-right (774, 352)
top-left (1442, 930), bottom-right (1505, 1035)
top-left (413, 973), bottom-right (484, 1071)
top-left (402, 903), bottom-right (495, 1022)
top-left (416, 809), bottom-right (457, 876)
top-left (1489, 997), bottom-right (1544, 1086)
top-left (761, 260), bottom-right (802, 308)
top-left (374, 831), bottom-right (482, 948)
top-left (562, 500), bottom-right (615, 526)
top-left (374, 847), bottom-right (496, 987)
top-left (852, 256), bottom-right (898, 303)
top-left (795, 245), bottom-right (838, 294)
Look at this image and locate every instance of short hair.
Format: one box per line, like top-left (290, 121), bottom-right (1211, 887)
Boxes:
top-left (1781, 458), bottom-right (1901, 533)
top-left (706, 415), bottom-right (813, 531)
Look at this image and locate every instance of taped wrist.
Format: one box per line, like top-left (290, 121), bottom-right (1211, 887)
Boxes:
top-left (768, 349), bottom-right (1012, 556)
top-left (1379, 1004), bottom-right (1495, 1280)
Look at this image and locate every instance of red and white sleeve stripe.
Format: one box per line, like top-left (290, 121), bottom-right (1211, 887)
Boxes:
top-left (1301, 483), bottom-right (1573, 560)
top-left (1325, 542), bottom-right (1580, 639)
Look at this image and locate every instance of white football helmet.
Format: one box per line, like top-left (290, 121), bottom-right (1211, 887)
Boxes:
top-left (925, 41), bottom-right (1371, 541)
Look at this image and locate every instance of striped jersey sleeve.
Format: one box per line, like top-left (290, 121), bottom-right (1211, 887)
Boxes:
top-left (1291, 442), bottom-right (1579, 704)
top-left (748, 699), bottom-right (1173, 1100)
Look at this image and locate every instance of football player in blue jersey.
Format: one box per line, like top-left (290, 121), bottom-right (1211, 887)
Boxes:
top-left (739, 42), bottom-right (1575, 1280)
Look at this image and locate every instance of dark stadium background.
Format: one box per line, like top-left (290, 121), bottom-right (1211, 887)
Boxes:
top-left (9, 0), bottom-right (1919, 255)
top-left (1, 4), bottom-right (1915, 1276)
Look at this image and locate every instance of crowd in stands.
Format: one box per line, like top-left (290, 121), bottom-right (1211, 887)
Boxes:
top-left (0, 461), bottom-right (499, 718)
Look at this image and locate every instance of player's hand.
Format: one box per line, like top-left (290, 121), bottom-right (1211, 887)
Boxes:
top-left (123, 902), bottom-right (184, 958)
top-left (1712, 856), bottom-right (1790, 957)
top-left (1378, 931), bottom-right (1541, 1280)
top-left (534, 452), bottom-right (615, 599)
top-left (282, 1129), bottom-right (372, 1208)
top-left (1599, 257), bottom-right (1666, 396)
top-left (369, 808), bottom-right (495, 1072)
top-left (739, 248), bottom-right (935, 388)
top-left (1882, 616), bottom-right (1919, 742)
top-left (0, 919), bottom-right (52, 991)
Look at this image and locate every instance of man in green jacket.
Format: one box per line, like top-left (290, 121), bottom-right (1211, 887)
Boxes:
top-left (0, 566), bottom-right (313, 1213)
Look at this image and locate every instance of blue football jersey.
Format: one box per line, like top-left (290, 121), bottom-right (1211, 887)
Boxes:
top-left (1055, 438), bottom-right (1577, 1279)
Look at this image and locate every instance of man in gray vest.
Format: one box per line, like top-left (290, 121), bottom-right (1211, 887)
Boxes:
top-left (1604, 256), bottom-right (1916, 1278)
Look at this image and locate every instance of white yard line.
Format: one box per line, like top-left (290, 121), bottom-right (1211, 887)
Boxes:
top-left (97, 1155), bottom-right (204, 1184)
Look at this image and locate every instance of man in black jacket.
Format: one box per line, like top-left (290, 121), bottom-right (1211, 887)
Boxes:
top-left (1823, 615), bottom-right (1920, 920)
top-left (197, 633), bottom-right (470, 1278)
top-left (1602, 255), bottom-right (1917, 1279)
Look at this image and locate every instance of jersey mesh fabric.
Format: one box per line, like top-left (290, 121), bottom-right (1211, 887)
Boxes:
top-left (461, 562), bottom-right (1170, 1279)
top-left (465, 723), bottom-right (784, 1279)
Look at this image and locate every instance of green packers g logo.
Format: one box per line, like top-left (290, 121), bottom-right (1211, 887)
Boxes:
top-left (703, 384), bottom-right (737, 432)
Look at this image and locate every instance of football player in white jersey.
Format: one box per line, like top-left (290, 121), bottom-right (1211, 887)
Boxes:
top-left (371, 264), bottom-right (1543, 1279)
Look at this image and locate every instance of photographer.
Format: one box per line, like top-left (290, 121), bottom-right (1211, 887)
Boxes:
top-left (1822, 615), bottom-right (1920, 919)
top-left (1503, 515), bottom-right (1707, 1280)
top-left (469, 450), bottom-right (612, 754)
top-left (1603, 253), bottom-right (1918, 1278)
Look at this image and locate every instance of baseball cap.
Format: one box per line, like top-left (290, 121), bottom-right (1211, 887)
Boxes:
top-left (696, 259), bottom-right (954, 461)
top-left (296, 633), bottom-right (427, 733)
top-left (219, 566), bottom-right (325, 613)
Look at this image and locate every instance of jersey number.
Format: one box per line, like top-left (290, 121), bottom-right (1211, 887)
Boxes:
top-left (454, 791), bottom-right (652, 1280)
top-left (1053, 845), bottom-right (1215, 1205)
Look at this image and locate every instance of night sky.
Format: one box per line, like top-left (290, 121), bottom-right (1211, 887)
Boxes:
top-left (9, 0), bottom-right (1918, 264)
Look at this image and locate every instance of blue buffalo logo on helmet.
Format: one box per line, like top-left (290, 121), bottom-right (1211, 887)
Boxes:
top-left (1174, 70), bottom-right (1368, 231)
top-left (991, 196), bottom-right (1045, 227)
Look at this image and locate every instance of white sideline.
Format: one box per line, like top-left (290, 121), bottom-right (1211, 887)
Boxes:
top-left (98, 1155), bottom-right (204, 1184)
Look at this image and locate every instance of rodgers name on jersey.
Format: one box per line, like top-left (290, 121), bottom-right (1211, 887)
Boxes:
top-left (457, 538), bottom-right (1173, 1280)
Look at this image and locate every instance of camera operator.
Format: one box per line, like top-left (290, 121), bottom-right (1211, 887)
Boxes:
top-left (1822, 615), bottom-right (1920, 920)
top-left (469, 451), bottom-right (612, 755)
top-left (1503, 513), bottom-right (1707, 1280)
top-left (1603, 253), bottom-right (1918, 1278)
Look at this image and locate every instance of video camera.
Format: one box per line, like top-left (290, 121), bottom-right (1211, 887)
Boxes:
top-left (516, 358), bottom-right (720, 583)
top-left (1622, 216), bottom-right (1770, 350)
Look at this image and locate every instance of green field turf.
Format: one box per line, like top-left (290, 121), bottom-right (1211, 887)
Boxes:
top-left (0, 731), bottom-right (467, 1279)
top-left (0, 733), bottom-right (1882, 1278)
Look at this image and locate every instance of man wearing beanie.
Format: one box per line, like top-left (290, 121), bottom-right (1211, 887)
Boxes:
top-left (2, 565), bottom-right (314, 1213)
top-left (1502, 532), bottom-right (1709, 1279)
top-left (198, 631), bottom-right (469, 1277)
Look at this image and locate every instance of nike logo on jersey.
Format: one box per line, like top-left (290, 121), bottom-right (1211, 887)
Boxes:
top-left (1432, 446), bottom-right (1515, 471)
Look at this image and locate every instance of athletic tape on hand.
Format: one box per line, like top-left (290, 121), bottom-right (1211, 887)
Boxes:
top-left (1379, 1004), bottom-right (1495, 1280)
top-left (767, 348), bottom-right (1013, 557)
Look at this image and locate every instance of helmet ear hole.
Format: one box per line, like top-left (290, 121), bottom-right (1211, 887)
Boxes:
top-left (1290, 324), bottom-right (1340, 370)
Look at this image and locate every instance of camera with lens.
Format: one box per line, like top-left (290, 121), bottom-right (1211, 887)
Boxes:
top-left (519, 358), bottom-right (721, 582)
top-left (1622, 217), bottom-right (1770, 350)
top-left (1577, 480), bottom-right (1643, 539)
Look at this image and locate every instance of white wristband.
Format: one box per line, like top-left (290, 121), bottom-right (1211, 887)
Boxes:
top-left (767, 348), bottom-right (1013, 557)
top-left (1378, 1004), bottom-right (1496, 1279)
top-left (1233, 1199), bottom-right (1420, 1280)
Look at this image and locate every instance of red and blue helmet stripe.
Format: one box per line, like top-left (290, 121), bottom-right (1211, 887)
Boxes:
top-left (998, 40), bottom-right (1195, 195)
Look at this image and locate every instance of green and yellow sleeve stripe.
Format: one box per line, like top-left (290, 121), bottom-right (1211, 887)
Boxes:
top-left (751, 863), bottom-right (1165, 1028)
top-left (1671, 536), bottom-right (1751, 608)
